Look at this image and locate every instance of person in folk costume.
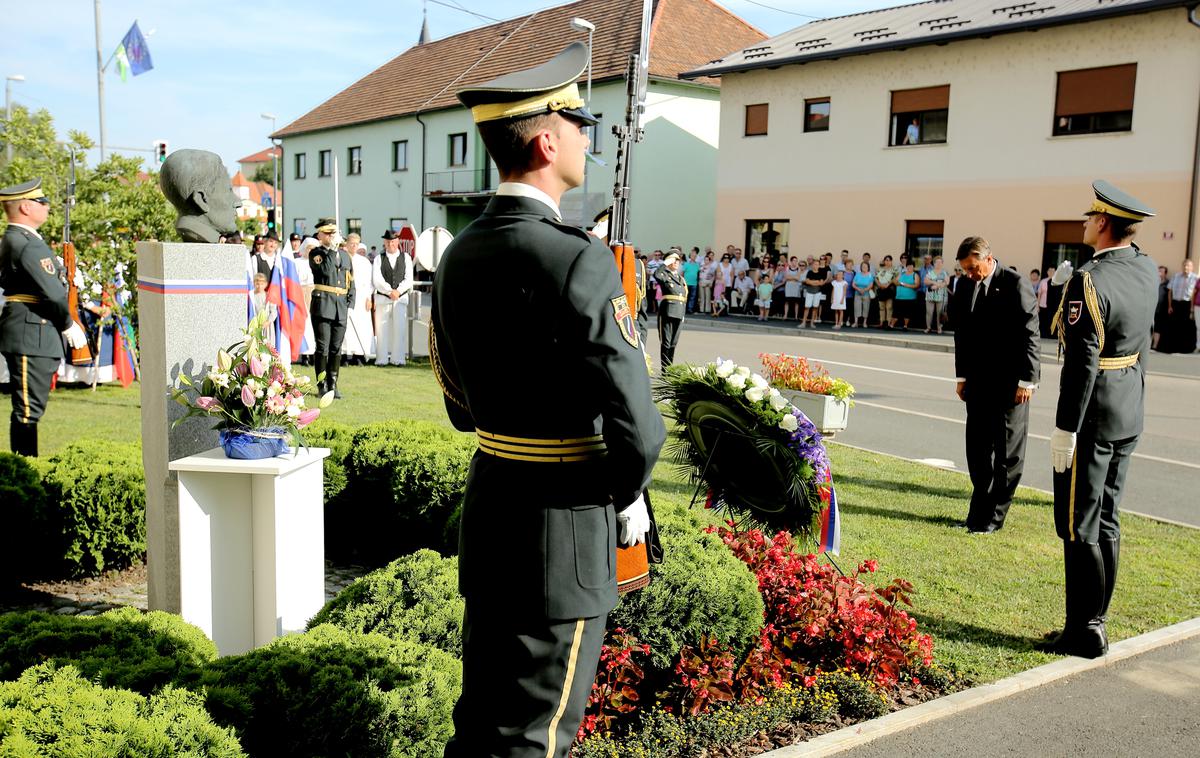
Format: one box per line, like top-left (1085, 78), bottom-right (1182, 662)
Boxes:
top-left (372, 229), bottom-right (414, 366)
top-left (293, 237), bottom-right (319, 365)
top-left (340, 236), bottom-right (375, 364)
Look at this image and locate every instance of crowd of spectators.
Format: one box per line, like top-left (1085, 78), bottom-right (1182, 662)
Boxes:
top-left (640, 246), bottom-right (1200, 350)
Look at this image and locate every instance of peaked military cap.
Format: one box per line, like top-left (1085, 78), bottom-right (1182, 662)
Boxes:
top-left (0, 178), bottom-right (47, 202)
top-left (1085, 180), bottom-right (1155, 220)
top-left (314, 218), bottom-right (338, 233)
top-left (381, 229), bottom-right (399, 240)
top-left (457, 41), bottom-right (598, 126)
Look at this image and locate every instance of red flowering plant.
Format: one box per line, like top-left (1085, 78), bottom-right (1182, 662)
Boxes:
top-left (760, 352), bottom-right (855, 404)
top-left (668, 635), bottom-right (737, 717)
top-left (577, 629), bottom-right (651, 741)
top-left (713, 525), bottom-right (933, 690)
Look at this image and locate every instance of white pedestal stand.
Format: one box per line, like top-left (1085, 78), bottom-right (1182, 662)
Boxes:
top-left (168, 447), bottom-right (329, 656)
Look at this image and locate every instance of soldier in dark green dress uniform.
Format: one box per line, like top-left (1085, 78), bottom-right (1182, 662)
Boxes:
top-left (1044, 180), bottom-right (1159, 658)
top-left (654, 250), bottom-right (688, 369)
top-left (432, 43), bottom-right (665, 757)
top-left (308, 219), bottom-right (354, 398)
top-left (0, 179), bottom-right (88, 456)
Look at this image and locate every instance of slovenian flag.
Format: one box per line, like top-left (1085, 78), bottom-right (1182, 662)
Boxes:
top-left (247, 257), bottom-right (309, 363)
top-left (115, 22), bottom-right (153, 82)
top-left (817, 471), bottom-right (841, 556)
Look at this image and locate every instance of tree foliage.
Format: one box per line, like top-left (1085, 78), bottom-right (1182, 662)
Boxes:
top-left (1, 105), bottom-right (179, 322)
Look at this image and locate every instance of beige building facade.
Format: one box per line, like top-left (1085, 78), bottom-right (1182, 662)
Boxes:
top-left (692, 5), bottom-right (1200, 274)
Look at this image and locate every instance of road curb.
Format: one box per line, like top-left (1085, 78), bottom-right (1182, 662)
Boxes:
top-left (757, 615), bottom-right (1200, 757)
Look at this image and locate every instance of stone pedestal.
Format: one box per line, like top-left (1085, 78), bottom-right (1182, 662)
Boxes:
top-left (169, 447), bottom-right (328, 655)
top-left (136, 242), bottom-right (248, 614)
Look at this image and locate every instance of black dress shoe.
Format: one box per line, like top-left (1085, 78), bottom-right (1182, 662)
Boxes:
top-left (968, 525), bottom-right (999, 535)
top-left (1038, 625), bottom-right (1107, 658)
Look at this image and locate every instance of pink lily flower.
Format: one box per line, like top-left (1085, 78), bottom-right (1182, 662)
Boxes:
top-left (296, 408), bottom-right (320, 427)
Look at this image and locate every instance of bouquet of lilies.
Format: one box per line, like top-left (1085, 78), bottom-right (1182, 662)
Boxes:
top-left (655, 358), bottom-right (836, 538)
top-left (171, 309), bottom-right (331, 449)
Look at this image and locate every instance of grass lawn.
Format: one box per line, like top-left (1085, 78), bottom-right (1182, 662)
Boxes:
top-left (11, 363), bottom-right (1200, 685)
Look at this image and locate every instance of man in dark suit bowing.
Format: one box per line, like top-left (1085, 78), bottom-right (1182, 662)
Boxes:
top-left (951, 236), bottom-right (1041, 534)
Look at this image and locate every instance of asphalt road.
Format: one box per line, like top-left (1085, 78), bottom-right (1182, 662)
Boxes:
top-left (836, 633), bottom-right (1200, 758)
top-left (644, 318), bottom-right (1200, 528)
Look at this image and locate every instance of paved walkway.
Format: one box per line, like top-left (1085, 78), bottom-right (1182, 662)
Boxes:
top-left (836, 634), bottom-right (1200, 757)
top-left (680, 313), bottom-right (1200, 380)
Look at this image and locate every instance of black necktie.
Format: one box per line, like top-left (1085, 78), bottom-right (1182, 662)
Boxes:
top-left (972, 281), bottom-right (987, 312)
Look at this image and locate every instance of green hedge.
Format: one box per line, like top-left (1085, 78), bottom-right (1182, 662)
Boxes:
top-left (0, 452), bottom-right (50, 584)
top-left (0, 663), bottom-right (245, 757)
top-left (608, 501), bottom-right (764, 671)
top-left (308, 549), bottom-right (464, 657)
top-left (202, 624), bottom-right (461, 758)
top-left (302, 419), bottom-right (353, 505)
top-left (40, 440), bottom-right (146, 577)
top-left (0, 607), bottom-right (217, 694)
top-left (337, 420), bottom-right (475, 563)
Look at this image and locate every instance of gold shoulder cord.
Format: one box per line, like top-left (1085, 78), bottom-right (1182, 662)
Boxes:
top-left (429, 322), bottom-right (469, 411)
top-left (1050, 276), bottom-right (1070, 357)
top-left (1080, 271), bottom-right (1105, 354)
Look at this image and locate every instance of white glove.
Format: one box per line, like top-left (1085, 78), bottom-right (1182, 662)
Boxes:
top-left (1051, 262), bottom-right (1073, 286)
top-left (62, 322), bottom-right (87, 350)
top-left (1051, 427), bottom-right (1077, 474)
top-left (616, 494), bottom-right (651, 547)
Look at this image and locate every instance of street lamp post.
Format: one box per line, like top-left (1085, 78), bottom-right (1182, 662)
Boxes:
top-left (570, 17), bottom-right (595, 225)
top-left (5, 74), bottom-right (25, 162)
top-left (261, 113), bottom-right (278, 229)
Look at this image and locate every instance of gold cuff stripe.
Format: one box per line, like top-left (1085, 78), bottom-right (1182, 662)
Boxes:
top-left (1098, 353), bottom-right (1139, 370)
top-left (471, 83), bottom-right (585, 124)
top-left (661, 294), bottom-right (687, 303)
top-left (545, 619), bottom-right (586, 758)
top-left (1089, 200), bottom-right (1144, 220)
top-left (313, 284), bottom-right (348, 295)
top-left (4, 294), bottom-right (41, 304)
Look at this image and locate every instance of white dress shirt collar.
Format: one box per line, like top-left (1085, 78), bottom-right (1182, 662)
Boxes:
top-left (495, 182), bottom-right (562, 220)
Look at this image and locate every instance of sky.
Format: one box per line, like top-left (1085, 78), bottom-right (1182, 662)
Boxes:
top-left (0, 1), bottom-right (916, 176)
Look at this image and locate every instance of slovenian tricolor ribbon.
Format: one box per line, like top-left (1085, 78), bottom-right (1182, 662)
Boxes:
top-left (817, 470), bottom-right (840, 556)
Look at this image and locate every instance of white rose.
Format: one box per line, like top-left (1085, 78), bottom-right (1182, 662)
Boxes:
top-left (255, 389), bottom-right (264, 398)
top-left (769, 393), bottom-right (789, 411)
top-left (745, 387), bottom-right (766, 403)
top-left (750, 373), bottom-right (769, 389)
top-left (715, 359), bottom-right (736, 378)
top-left (779, 413), bottom-right (799, 432)
top-left (727, 374), bottom-right (747, 390)
top-left (286, 404), bottom-right (301, 417)
top-left (769, 387), bottom-right (781, 397)
top-left (735, 365), bottom-right (751, 378)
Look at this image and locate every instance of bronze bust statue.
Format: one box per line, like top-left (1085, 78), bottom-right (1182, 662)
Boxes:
top-left (159, 150), bottom-right (241, 243)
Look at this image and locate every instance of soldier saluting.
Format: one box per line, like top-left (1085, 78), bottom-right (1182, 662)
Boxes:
top-left (0, 179), bottom-right (88, 456)
top-left (1044, 181), bottom-right (1158, 658)
top-left (431, 43), bottom-right (665, 757)
top-left (308, 218), bottom-right (354, 398)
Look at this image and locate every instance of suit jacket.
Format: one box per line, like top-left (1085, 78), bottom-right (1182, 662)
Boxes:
top-left (952, 263), bottom-right (1040, 400)
top-left (654, 266), bottom-right (688, 319)
top-left (431, 195), bottom-right (666, 620)
top-left (1055, 245), bottom-right (1157, 440)
top-left (0, 225), bottom-right (70, 358)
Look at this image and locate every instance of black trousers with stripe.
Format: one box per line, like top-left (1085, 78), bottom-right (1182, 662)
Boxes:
top-left (4, 352), bottom-right (57, 425)
top-left (444, 610), bottom-right (605, 758)
top-left (1053, 433), bottom-right (1138, 543)
top-left (658, 314), bottom-right (682, 370)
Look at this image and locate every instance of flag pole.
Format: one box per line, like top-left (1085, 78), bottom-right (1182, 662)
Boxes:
top-left (333, 155), bottom-right (341, 231)
top-left (93, 0), bottom-right (107, 161)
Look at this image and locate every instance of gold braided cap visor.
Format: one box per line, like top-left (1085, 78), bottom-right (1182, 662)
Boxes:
top-left (470, 83), bottom-right (586, 124)
top-left (315, 224), bottom-right (337, 233)
top-left (1086, 200), bottom-right (1146, 221)
top-left (0, 187), bottom-right (46, 202)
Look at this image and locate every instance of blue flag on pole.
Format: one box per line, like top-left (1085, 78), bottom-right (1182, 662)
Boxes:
top-left (120, 22), bottom-right (153, 77)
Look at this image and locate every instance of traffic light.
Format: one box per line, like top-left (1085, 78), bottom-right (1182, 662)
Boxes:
top-left (153, 140), bottom-right (168, 163)
top-left (266, 209), bottom-right (276, 231)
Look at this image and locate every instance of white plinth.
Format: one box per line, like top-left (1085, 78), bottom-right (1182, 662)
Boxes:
top-left (169, 446), bottom-right (330, 656)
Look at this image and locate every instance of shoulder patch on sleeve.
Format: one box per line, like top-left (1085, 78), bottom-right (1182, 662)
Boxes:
top-left (1067, 300), bottom-right (1082, 325)
top-left (610, 294), bottom-right (639, 348)
top-left (39, 257), bottom-right (56, 276)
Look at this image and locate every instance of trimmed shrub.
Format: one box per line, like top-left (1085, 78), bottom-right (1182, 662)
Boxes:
top-left (0, 607), bottom-right (217, 694)
top-left (303, 418), bottom-right (354, 505)
top-left (202, 624), bottom-right (461, 758)
top-left (39, 440), bottom-right (145, 577)
top-left (308, 549), bottom-right (464, 656)
top-left (339, 420), bottom-right (475, 563)
top-left (0, 663), bottom-right (245, 757)
top-left (0, 452), bottom-right (50, 584)
top-left (607, 501), bottom-right (764, 671)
